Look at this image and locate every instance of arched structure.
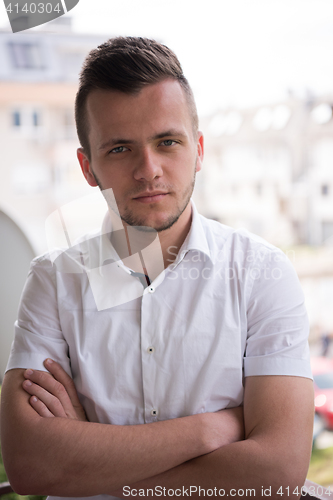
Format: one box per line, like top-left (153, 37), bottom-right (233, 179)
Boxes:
top-left (0, 209), bottom-right (35, 382)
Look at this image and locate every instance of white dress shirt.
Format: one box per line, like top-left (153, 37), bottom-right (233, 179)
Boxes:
top-left (6, 200), bottom-right (312, 500)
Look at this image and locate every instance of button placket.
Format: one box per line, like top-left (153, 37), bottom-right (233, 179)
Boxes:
top-left (141, 285), bottom-right (159, 423)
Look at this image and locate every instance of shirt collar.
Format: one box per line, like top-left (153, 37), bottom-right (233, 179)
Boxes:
top-left (99, 211), bottom-right (123, 266)
top-left (98, 211), bottom-right (165, 280)
top-left (63, 211), bottom-right (129, 273)
top-left (89, 200), bottom-right (213, 271)
top-left (171, 200), bottom-right (213, 269)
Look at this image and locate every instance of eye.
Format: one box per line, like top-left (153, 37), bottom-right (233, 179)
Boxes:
top-left (109, 146), bottom-right (129, 154)
top-left (160, 139), bottom-right (177, 147)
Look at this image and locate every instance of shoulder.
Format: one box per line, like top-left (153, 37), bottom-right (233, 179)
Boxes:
top-left (198, 214), bottom-right (286, 267)
top-left (28, 252), bottom-right (56, 278)
top-left (31, 227), bottom-right (103, 277)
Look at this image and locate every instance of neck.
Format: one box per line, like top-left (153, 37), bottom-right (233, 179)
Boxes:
top-left (108, 202), bottom-right (193, 280)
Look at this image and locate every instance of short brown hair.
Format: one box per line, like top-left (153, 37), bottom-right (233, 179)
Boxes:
top-left (75, 36), bottom-right (198, 159)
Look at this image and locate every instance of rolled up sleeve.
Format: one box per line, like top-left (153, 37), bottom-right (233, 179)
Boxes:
top-left (6, 255), bottom-right (71, 377)
top-left (244, 249), bottom-right (312, 379)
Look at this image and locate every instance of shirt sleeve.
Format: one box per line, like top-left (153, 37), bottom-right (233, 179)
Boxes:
top-left (243, 246), bottom-right (313, 379)
top-left (5, 255), bottom-right (72, 376)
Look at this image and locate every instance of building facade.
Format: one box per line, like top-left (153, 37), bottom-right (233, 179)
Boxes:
top-left (199, 97), bottom-right (333, 247)
top-left (0, 18), bottom-right (107, 252)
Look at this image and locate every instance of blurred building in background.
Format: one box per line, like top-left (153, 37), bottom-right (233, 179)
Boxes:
top-left (0, 18), bottom-right (106, 251)
top-left (199, 97), bottom-right (333, 247)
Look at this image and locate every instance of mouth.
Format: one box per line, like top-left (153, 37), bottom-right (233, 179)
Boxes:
top-left (133, 192), bottom-right (169, 204)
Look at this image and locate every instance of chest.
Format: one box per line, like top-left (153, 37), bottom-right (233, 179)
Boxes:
top-left (57, 262), bottom-right (247, 424)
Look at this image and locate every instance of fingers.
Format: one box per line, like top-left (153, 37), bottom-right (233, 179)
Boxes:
top-left (23, 362), bottom-right (87, 421)
top-left (43, 359), bottom-right (82, 408)
top-left (44, 358), bottom-right (87, 421)
top-left (29, 395), bottom-right (57, 418)
top-left (23, 368), bottom-right (78, 419)
top-left (42, 359), bottom-right (87, 421)
top-left (22, 378), bottom-right (68, 418)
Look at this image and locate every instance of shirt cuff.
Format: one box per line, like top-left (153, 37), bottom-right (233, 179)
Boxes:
top-left (244, 355), bottom-right (313, 379)
top-left (5, 352), bottom-right (72, 376)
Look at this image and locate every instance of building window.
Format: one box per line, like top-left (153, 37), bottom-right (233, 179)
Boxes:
top-left (321, 184), bottom-right (330, 196)
top-left (61, 51), bottom-right (85, 78)
top-left (12, 111), bottom-right (21, 127)
top-left (32, 111), bottom-right (40, 127)
top-left (8, 42), bottom-right (44, 70)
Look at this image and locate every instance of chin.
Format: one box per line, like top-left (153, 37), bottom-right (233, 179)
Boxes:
top-left (121, 212), bottom-right (180, 233)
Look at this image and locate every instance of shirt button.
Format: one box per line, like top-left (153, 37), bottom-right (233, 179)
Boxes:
top-left (147, 346), bottom-right (155, 353)
top-left (148, 286), bottom-right (155, 293)
top-left (151, 409), bottom-right (158, 416)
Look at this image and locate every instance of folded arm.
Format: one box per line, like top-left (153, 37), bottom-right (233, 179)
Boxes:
top-left (0, 363), bottom-right (244, 497)
top-left (115, 375), bottom-right (314, 499)
top-left (2, 359), bottom-right (314, 499)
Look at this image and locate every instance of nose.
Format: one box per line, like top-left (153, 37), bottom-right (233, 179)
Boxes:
top-left (133, 147), bottom-right (163, 182)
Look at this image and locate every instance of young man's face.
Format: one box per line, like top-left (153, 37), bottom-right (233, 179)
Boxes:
top-left (78, 79), bottom-right (204, 232)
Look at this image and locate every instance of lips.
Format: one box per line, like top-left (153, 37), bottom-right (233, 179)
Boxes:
top-left (133, 192), bottom-right (169, 203)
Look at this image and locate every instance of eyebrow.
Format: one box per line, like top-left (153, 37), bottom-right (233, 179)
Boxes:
top-left (98, 129), bottom-right (187, 152)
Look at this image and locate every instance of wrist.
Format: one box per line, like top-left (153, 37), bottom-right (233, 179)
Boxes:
top-left (200, 406), bottom-right (245, 454)
top-left (222, 406), bottom-right (245, 443)
top-left (199, 412), bottom-right (221, 454)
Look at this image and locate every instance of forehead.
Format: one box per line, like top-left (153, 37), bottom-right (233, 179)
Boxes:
top-left (86, 79), bottom-right (193, 145)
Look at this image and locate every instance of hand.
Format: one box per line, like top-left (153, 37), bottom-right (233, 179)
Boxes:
top-left (22, 358), bottom-right (88, 421)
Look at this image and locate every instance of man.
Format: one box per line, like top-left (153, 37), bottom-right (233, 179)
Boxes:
top-left (1, 37), bottom-right (314, 499)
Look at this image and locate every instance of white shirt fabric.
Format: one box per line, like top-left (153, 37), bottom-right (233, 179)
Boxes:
top-left (6, 200), bottom-right (312, 500)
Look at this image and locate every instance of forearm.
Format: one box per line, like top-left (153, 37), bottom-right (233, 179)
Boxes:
top-left (114, 436), bottom-right (310, 499)
top-left (2, 406), bottom-right (207, 496)
top-left (114, 376), bottom-right (315, 500)
top-left (1, 370), bottom-right (243, 497)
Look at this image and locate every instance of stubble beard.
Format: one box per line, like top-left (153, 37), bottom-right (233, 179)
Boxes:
top-left (92, 165), bottom-right (197, 233)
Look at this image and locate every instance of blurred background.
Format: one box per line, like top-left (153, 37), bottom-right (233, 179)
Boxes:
top-left (0, 0), bottom-right (333, 490)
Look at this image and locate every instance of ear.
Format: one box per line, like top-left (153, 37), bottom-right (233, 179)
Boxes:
top-left (77, 148), bottom-right (98, 187)
top-left (195, 132), bottom-right (204, 173)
